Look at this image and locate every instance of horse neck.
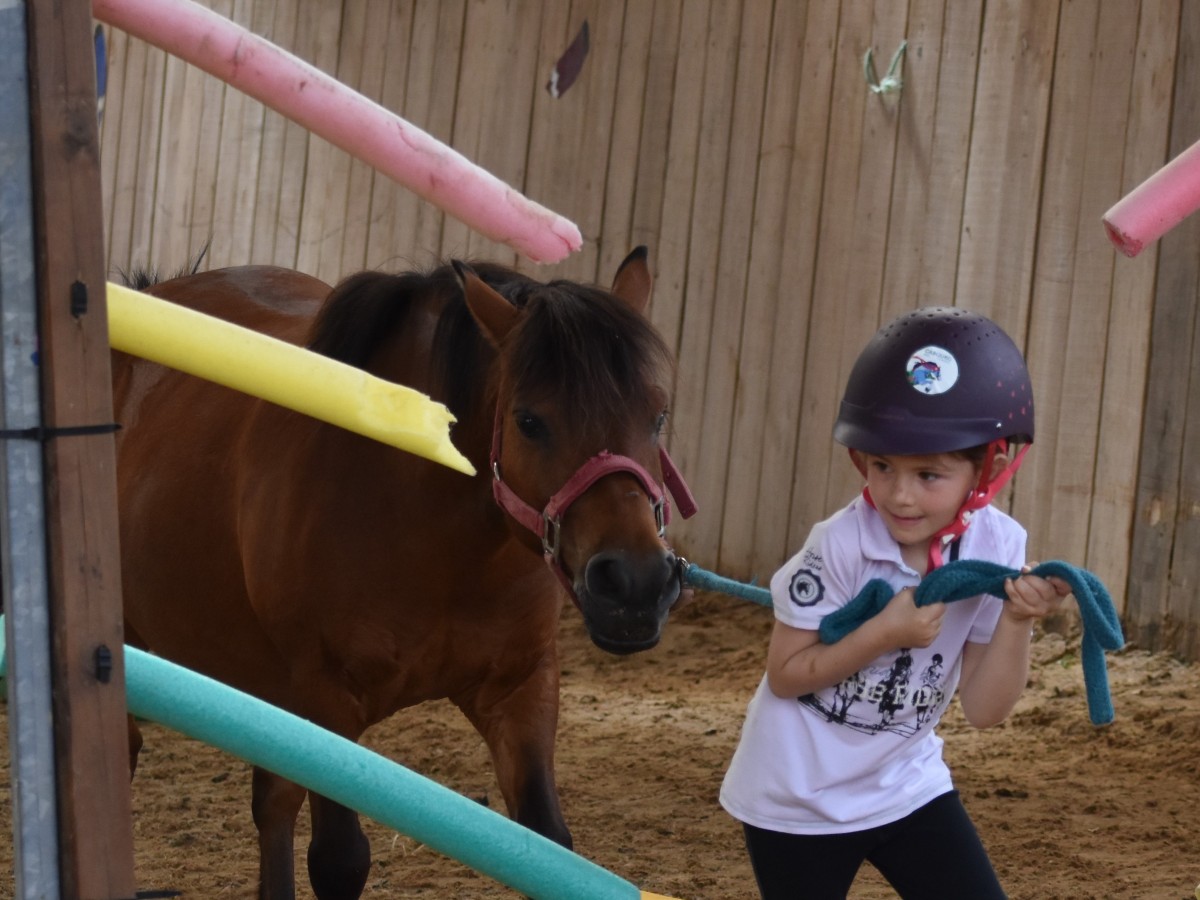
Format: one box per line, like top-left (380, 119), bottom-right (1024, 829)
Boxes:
top-left (448, 382), bottom-right (498, 480)
top-left (364, 304), bottom-right (500, 480)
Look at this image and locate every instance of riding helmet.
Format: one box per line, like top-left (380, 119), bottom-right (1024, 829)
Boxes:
top-left (833, 306), bottom-right (1034, 456)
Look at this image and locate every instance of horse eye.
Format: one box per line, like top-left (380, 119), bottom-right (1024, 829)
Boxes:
top-left (655, 411), bottom-right (669, 435)
top-left (515, 411), bottom-right (547, 441)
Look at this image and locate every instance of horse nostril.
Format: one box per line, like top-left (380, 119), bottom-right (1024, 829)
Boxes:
top-left (585, 553), bottom-right (632, 600)
top-left (584, 551), bottom-right (675, 602)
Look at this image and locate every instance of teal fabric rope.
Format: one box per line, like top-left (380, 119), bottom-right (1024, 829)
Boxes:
top-left (682, 561), bottom-right (773, 607)
top-left (818, 559), bottom-right (1125, 725)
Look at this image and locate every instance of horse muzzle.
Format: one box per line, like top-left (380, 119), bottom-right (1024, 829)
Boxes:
top-left (489, 421), bottom-right (697, 655)
top-left (574, 546), bottom-right (682, 654)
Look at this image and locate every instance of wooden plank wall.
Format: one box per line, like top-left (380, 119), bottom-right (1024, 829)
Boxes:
top-left (98, 1), bottom-right (1195, 658)
top-left (1130, 0), bottom-right (1200, 661)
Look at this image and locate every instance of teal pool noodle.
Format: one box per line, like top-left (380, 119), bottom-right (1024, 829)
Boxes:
top-left (0, 623), bottom-right (640, 900)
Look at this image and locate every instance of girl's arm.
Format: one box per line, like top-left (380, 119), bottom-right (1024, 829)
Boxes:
top-left (958, 569), bottom-right (1069, 728)
top-left (767, 587), bottom-right (944, 698)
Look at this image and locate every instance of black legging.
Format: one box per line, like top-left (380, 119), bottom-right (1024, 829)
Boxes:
top-left (742, 791), bottom-right (1006, 900)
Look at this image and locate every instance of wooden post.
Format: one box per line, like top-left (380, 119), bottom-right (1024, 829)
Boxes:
top-left (25, 0), bottom-right (136, 895)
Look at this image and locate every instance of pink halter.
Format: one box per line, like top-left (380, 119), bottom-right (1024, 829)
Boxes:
top-left (489, 409), bottom-right (698, 596)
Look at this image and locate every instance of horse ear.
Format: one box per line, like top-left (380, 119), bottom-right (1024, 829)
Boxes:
top-left (610, 246), bottom-right (653, 314)
top-left (452, 260), bottom-right (519, 345)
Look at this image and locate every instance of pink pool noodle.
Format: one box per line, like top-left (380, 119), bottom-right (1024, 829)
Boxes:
top-left (1103, 138), bottom-right (1200, 258)
top-left (91, 0), bottom-right (582, 264)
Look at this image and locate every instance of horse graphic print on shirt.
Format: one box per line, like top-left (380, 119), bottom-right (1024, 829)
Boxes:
top-left (799, 650), bottom-right (949, 738)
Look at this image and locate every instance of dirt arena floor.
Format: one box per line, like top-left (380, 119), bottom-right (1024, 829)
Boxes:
top-left (2, 592), bottom-right (1199, 899)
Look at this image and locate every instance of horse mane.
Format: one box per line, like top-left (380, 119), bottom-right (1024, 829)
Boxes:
top-left (307, 262), bottom-right (674, 427)
top-left (118, 241), bottom-right (212, 290)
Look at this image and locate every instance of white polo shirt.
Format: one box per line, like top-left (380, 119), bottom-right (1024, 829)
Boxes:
top-left (719, 495), bottom-right (1026, 835)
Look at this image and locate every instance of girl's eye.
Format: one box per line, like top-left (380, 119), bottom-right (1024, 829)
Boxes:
top-left (515, 411), bottom-right (547, 441)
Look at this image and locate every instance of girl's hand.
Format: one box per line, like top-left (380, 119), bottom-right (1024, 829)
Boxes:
top-left (877, 586), bottom-right (944, 648)
top-left (1003, 563), bottom-right (1069, 622)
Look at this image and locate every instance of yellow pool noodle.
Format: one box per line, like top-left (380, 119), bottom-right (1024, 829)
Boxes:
top-left (106, 282), bottom-right (475, 476)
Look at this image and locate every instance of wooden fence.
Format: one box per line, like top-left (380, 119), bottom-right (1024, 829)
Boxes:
top-left (98, 0), bottom-right (1200, 660)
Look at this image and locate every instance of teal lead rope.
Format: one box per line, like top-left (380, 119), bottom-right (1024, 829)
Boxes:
top-left (683, 558), bottom-right (1125, 725)
top-left (681, 560), bottom-right (773, 607)
top-left (821, 560), bottom-right (1124, 726)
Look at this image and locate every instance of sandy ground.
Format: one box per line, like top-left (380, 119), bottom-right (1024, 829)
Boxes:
top-left (2, 592), bottom-right (1199, 899)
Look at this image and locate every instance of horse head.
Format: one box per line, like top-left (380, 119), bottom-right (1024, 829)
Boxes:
top-left (454, 248), bottom-right (696, 654)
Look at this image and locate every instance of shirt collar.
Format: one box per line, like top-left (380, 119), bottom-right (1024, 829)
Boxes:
top-left (853, 495), bottom-right (920, 574)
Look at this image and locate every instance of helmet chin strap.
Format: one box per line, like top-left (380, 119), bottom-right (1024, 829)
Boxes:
top-left (926, 439), bottom-right (1028, 571)
top-left (853, 440), bottom-right (1030, 573)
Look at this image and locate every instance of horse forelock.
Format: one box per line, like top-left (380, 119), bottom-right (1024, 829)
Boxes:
top-left (504, 281), bottom-right (674, 431)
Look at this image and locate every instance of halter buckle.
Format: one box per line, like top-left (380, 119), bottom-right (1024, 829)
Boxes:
top-left (542, 513), bottom-right (562, 559)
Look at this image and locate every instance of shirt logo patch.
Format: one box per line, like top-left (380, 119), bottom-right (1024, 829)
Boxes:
top-left (789, 569), bottom-right (823, 607)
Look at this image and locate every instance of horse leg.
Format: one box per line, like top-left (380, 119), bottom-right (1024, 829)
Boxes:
top-left (456, 653), bottom-right (572, 849)
top-left (306, 793), bottom-right (371, 900)
top-left (252, 766), bottom-right (307, 900)
top-left (126, 715), bottom-right (143, 777)
top-left (123, 622), bottom-right (148, 777)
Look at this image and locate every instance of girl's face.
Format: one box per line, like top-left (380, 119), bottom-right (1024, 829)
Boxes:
top-left (857, 451), bottom-right (980, 572)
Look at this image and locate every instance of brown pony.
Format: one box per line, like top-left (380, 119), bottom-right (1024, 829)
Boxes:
top-left (112, 248), bottom-right (695, 900)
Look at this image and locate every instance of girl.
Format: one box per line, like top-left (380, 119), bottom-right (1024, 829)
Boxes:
top-left (720, 307), bottom-right (1070, 899)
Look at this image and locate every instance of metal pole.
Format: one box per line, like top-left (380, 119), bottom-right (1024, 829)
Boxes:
top-left (0, 0), bottom-right (62, 896)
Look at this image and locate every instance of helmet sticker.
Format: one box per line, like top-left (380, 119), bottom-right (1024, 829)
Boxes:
top-left (789, 569), bottom-right (824, 607)
top-left (906, 345), bottom-right (959, 395)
